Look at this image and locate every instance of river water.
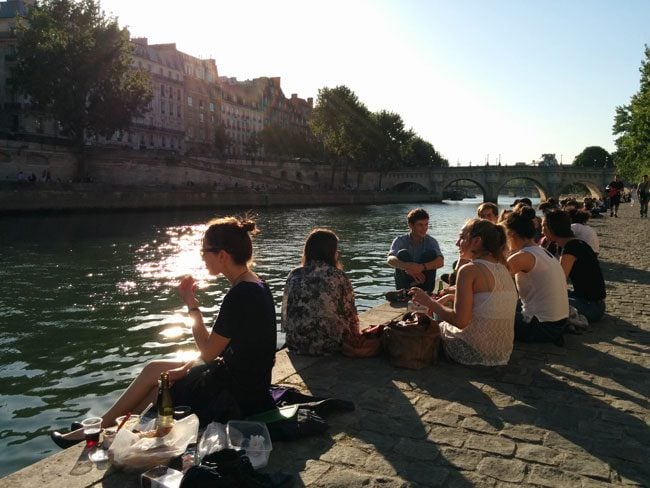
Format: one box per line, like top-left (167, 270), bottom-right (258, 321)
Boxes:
top-left (0, 196), bottom-right (531, 476)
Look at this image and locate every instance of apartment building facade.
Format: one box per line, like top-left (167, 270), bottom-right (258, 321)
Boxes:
top-left (0, 0), bottom-right (313, 158)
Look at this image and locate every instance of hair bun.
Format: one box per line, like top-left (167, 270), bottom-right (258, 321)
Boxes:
top-left (520, 205), bottom-right (536, 220)
top-left (240, 219), bottom-right (257, 233)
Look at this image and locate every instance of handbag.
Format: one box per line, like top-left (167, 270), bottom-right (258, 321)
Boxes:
top-left (381, 312), bottom-right (441, 369)
top-left (341, 327), bottom-right (383, 358)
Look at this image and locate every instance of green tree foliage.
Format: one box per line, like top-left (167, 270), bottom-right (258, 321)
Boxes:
top-left (11, 0), bottom-right (152, 175)
top-left (309, 85), bottom-right (446, 170)
top-left (404, 136), bottom-right (449, 168)
top-left (612, 45), bottom-right (650, 181)
top-left (369, 110), bottom-right (413, 171)
top-left (309, 85), bottom-right (374, 165)
top-left (572, 146), bottom-right (613, 168)
top-left (214, 123), bottom-right (231, 157)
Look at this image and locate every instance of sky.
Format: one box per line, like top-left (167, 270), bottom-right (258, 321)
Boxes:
top-left (98, 0), bottom-right (650, 166)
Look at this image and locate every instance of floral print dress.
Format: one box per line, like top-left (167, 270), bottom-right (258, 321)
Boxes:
top-left (281, 261), bottom-right (359, 355)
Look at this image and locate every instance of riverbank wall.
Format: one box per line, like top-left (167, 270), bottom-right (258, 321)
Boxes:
top-left (0, 184), bottom-right (437, 213)
top-left (0, 140), bottom-right (388, 194)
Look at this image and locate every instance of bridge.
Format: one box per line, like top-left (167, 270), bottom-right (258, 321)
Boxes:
top-left (381, 165), bottom-right (615, 203)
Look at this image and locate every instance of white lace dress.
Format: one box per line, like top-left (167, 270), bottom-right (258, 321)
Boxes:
top-left (438, 259), bottom-right (518, 366)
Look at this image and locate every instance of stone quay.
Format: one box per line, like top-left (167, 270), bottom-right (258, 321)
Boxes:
top-left (0, 203), bottom-right (648, 487)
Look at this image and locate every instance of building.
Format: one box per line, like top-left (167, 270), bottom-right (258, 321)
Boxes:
top-left (1, 0), bottom-right (313, 159)
top-left (218, 76), bottom-right (313, 157)
top-left (98, 38), bottom-right (186, 152)
top-left (149, 43), bottom-right (220, 156)
top-left (0, 0), bottom-right (65, 143)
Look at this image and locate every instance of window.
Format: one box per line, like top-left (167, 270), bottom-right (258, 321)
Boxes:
top-left (177, 105), bottom-right (181, 118)
top-left (169, 102), bottom-right (173, 115)
top-left (187, 96), bottom-right (193, 107)
top-left (199, 113), bottom-right (204, 123)
top-left (161, 100), bottom-right (165, 113)
top-left (209, 102), bottom-right (215, 112)
top-left (161, 84), bottom-right (165, 96)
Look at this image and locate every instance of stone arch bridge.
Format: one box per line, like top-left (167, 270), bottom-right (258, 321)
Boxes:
top-left (382, 165), bottom-right (615, 202)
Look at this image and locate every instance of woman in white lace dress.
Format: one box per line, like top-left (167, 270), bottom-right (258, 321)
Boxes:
top-left (411, 219), bottom-right (517, 366)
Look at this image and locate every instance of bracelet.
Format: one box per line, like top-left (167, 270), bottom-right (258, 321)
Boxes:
top-left (187, 306), bottom-right (200, 313)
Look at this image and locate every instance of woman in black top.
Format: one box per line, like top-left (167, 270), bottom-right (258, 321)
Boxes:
top-left (52, 216), bottom-right (276, 447)
top-left (542, 210), bottom-right (606, 322)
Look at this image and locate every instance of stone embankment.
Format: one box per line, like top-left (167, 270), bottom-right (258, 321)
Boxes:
top-left (1, 204), bottom-right (648, 487)
top-left (0, 183), bottom-right (436, 213)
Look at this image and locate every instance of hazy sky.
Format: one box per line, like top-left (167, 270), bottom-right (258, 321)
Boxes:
top-left (99, 0), bottom-right (649, 165)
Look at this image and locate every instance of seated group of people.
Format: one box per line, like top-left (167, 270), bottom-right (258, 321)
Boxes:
top-left (285, 203), bottom-right (606, 369)
top-left (52, 202), bottom-right (606, 447)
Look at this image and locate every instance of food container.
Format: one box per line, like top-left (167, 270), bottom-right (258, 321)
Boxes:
top-left (115, 414), bottom-right (141, 432)
top-left (140, 465), bottom-right (183, 488)
top-left (226, 421), bottom-right (272, 469)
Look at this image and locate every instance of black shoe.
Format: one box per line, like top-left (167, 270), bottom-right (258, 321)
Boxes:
top-left (385, 289), bottom-right (408, 303)
top-left (51, 431), bottom-right (84, 449)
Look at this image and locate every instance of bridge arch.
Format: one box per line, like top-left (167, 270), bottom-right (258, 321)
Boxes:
top-left (496, 176), bottom-right (547, 201)
top-left (556, 178), bottom-right (604, 199)
top-left (440, 177), bottom-right (486, 200)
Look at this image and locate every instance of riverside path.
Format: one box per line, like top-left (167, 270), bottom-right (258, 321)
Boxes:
top-left (0, 203), bottom-right (648, 487)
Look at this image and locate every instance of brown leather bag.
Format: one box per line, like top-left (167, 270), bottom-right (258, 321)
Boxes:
top-left (382, 312), bottom-right (441, 369)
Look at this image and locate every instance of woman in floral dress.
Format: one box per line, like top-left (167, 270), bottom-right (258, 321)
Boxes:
top-left (282, 228), bottom-right (359, 355)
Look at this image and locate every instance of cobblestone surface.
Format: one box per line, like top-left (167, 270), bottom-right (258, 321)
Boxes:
top-left (264, 203), bottom-right (649, 487)
top-left (1, 204), bottom-right (647, 487)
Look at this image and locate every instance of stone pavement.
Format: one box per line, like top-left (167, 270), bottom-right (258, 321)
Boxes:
top-left (1, 203), bottom-right (648, 487)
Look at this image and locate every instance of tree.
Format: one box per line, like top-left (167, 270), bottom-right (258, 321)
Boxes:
top-left (612, 45), bottom-right (650, 181)
top-left (309, 85), bottom-right (374, 164)
top-left (11, 0), bottom-right (152, 178)
top-left (213, 123), bottom-right (231, 157)
top-left (573, 146), bottom-right (613, 168)
top-left (404, 136), bottom-right (449, 168)
top-left (244, 132), bottom-right (260, 158)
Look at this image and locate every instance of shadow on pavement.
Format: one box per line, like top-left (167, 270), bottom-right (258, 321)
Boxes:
top-left (275, 314), bottom-right (649, 486)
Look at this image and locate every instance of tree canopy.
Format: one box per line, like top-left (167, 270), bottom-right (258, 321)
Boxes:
top-left (309, 85), bottom-right (447, 170)
top-left (612, 45), bottom-right (650, 181)
top-left (572, 146), bottom-right (613, 168)
top-left (11, 0), bottom-right (152, 173)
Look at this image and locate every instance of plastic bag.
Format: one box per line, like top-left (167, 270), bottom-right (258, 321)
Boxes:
top-left (108, 413), bottom-right (199, 471)
top-left (197, 421), bottom-right (227, 462)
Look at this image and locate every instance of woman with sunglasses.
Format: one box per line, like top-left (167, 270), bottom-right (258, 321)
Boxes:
top-left (52, 216), bottom-right (276, 447)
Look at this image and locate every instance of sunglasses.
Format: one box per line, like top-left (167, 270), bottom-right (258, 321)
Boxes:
top-left (200, 247), bottom-right (221, 256)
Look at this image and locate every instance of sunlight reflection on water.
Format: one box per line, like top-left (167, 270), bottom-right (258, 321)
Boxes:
top-left (0, 198), bottom-right (535, 476)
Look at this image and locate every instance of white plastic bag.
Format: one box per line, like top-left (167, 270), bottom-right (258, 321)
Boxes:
top-left (197, 421), bottom-right (227, 462)
top-left (108, 414), bottom-right (199, 471)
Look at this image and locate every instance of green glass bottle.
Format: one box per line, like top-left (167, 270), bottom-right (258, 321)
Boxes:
top-left (156, 372), bottom-right (174, 428)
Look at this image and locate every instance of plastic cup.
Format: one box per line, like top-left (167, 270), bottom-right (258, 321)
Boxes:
top-left (81, 417), bottom-right (102, 450)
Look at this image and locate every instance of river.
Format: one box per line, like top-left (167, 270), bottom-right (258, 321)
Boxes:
top-left (0, 196), bottom-right (532, 476)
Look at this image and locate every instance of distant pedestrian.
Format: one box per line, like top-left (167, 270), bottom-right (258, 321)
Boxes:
top-left (607, 175), bottom-right (625, 217)
top-left (638, 174), bottom-right (649, 218)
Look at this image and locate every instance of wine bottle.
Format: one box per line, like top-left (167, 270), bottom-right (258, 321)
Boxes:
top-left (156, 372), bottom-right (174, 428)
